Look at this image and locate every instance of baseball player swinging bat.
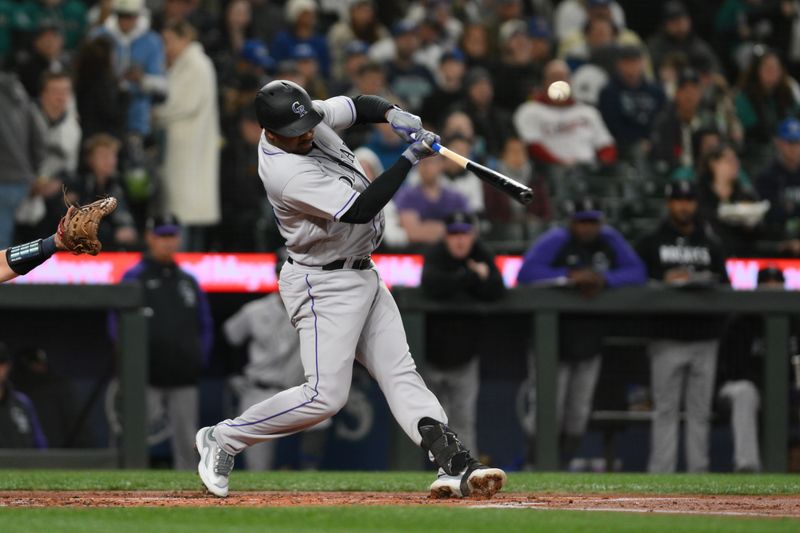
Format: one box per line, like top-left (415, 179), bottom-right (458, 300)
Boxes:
top-left (412, 133), bottom-right (534, 205)
top-left (195, 80), bottom-right (507, 500)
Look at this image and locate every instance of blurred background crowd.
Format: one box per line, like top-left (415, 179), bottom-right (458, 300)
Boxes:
top-left (2, 0), bottom-right (800, 257)
top-left (2, 0), bottom-right (800, 473)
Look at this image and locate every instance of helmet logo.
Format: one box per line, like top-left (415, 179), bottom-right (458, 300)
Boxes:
top-left (291, 101), bottom-right (307, 117)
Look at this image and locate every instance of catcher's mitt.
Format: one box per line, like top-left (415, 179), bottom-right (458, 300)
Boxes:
top-left (57, 196), bottom-right (118, 255)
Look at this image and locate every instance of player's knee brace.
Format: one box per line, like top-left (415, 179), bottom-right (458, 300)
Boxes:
top-left (418, 417), bottom-right (470, 476)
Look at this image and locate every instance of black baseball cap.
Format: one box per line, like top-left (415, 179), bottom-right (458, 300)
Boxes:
top-left (677, 68), bottom-right (700, 88)
top-left (35, 19), bottom-right (63, 36)
top-left (465, 66), bottom-right (491, 88)
top-left (666, 180), bottom-right (697, 200)
top-left (445, 211), bottom-right (477, 234)
top-left (616, 44), bottom-right (643, 61)
top-left (146, 214), bottom-right (181, 236)
top-left (664, 1), bottom-right (689, 20)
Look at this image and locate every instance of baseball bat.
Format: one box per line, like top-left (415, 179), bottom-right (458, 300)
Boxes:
top-left (412, 133), bottom-right (534, 205)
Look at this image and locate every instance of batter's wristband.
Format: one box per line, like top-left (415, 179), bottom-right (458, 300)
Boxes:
top-left (6, 235), bottom-right (57, 275)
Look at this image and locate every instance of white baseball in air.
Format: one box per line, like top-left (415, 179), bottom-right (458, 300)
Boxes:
top-left (547, 80), bottom-right (571, 101)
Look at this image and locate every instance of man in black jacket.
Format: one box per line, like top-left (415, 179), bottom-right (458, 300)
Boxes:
top-left (636, 180), bottom-right (728, 473)
top-left (113, 214), bottom-right (213, 469)
top-left (217, 105), bottom-right (270, 251)
top-left (646, 1), bottom-right (721, 74)
top-left (421, 211), bottom-right (505, 454)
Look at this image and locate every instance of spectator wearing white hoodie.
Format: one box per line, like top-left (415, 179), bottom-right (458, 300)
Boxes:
top-left (90, 0), bottom-right (167, 137)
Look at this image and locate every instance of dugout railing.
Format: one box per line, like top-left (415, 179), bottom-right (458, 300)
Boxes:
top-left (0, 283), bottom-right (147, 469)
top-left (393, 286), bottom-right (798, 472)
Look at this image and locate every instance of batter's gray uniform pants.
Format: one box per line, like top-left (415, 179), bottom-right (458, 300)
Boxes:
top-left (147, 385), bottom-right (198, 470)
top-left (214, 264), bottom-right (447, 454)
top-left (718, 380), bottom-right (761, 472)
top-left (238, 385), bottom-right (331, 471)
top-left (424, 357), bottom-right (480, 455)
top-left (648, 339), bottom-right (718, 473)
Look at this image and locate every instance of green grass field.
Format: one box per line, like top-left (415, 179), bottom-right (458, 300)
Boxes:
top-left (2, 470), bottom-right (800, 495)
top-left (1, 471), bottom-right (798, 532)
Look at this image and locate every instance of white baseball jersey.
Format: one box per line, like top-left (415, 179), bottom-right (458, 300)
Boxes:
top-left (223, 293), bottom-right (303, 388)
top-left (513, 99), bottom-right (615, 164)
top-left (258, 96), bottom-right (386, 266)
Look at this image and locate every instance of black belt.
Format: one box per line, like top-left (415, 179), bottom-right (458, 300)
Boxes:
top-left (287, 256), bottom-right (373, 270)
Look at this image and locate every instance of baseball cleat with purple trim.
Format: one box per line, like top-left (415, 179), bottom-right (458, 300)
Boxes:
top-left (429, 463), bottom-right (507, 499)
top-left (195, 426), bottom-right (234, 497)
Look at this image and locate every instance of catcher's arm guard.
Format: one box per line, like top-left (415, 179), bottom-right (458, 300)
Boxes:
top-left (57, 196), bottom-right (118, 255)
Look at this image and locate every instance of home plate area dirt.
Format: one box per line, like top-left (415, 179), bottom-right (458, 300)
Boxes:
top-left (1, 491), bottom-right (799, 517)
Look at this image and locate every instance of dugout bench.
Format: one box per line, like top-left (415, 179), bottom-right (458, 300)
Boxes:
top-left (0, 283), bottom-right (147, 468)
top-left (393, 286), bottom-right (798, 472)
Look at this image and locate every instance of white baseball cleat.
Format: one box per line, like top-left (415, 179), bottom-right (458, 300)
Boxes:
top-left (429, 464), bottom-right (507, 499)
top-left (195, 426), bottom-right (234, 498)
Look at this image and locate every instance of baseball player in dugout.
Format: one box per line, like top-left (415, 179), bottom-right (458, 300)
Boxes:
top-left (112, 215), bottom-right (214, 470)
top-left (421, 211), bottom-right (506, 456)
top-left (635, 181), bottom-right (729, 473)
top-left (516, 198), bottom-right (646, 468)
top-left (196, 80), bottom-right (506, 498)
top-left (0, 343), bottom-right (47, 449)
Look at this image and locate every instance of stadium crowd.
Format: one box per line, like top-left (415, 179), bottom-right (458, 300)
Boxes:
top-left (1, 0), bottom-right (800, 256)
top-left (1, 0), bottom-right (800, 472)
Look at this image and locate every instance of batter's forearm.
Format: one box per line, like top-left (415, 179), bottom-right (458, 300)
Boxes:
top-left (351, 95), bottom-right (394, 125)
top-left (340, 158), bottom-right (412, 224)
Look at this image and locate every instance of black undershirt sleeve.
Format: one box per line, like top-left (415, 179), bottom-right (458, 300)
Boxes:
top-left (352, 94), bottom-right (394, 125)
top-left (340, 157), bottom-right (412, 224)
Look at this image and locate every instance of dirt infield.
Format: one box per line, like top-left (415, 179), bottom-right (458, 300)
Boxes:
top-left (1, 491), bottom-right (799, 517)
